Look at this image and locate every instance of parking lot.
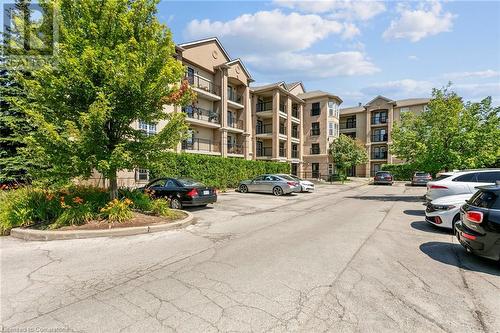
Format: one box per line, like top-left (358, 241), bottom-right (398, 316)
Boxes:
top-left (1, 181), bottom-right (499, 332)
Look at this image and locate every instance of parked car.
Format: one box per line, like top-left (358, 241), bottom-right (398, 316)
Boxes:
top-left (238, 174), bottom-right (300, 196)
top-left (280, 174), bottom-right (315, 192)
top-left (139, 177), bottom-right (217, 209)
top-left (455, 182), bottom-right (500, 261)
top-left (412, 172), bottom-right (432, 186)
top-left (426, 169), bottom-right (500, 202)
top-left (425, 193), bottom-right (473, 230)
top-left (373, 171), bottom-right (394, 185)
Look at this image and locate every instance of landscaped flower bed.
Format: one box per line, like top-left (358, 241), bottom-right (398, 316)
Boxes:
top-left (0, 186), bottom-right (184, 235)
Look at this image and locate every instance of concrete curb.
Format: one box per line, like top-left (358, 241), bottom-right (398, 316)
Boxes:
top-left (10, 210), bottom-right (194, 241)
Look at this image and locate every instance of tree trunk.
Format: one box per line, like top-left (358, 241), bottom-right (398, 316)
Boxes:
top-left (109, 171), bottom-right (118, 200)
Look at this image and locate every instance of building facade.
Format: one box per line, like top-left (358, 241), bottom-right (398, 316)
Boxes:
top-left (298, 91), bottom-right (342, 179)
top-left (339, 96), bottom-right (430, 177)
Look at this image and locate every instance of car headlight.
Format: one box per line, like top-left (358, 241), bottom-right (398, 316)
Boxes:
top-left (433, 205), bottom-right (456, 210)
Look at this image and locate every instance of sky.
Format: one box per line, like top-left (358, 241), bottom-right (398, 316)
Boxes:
top-left (157, 0), bottom-right (500, 107)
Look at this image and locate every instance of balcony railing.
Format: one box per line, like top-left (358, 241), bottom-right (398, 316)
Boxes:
top-left (279, 125), bottom-right (286, 135)
top-left (256, 147), bottom-right (272, 157)
top-left (227, 143), bottom-right (244, 155)
top-left (340, 121), bottom-right (356, 129)
top-left (182, 106), bottom-right (219, 123)
top-left (292, 128), bottom-right (299, 138)
top-left (371, 134), bottom-right (388, 142)
top-left (371, 152), bottom-right (388, 160)
top-left (311, 128), bottom-right (320, 136)
top-left (182, 138), bottom-right (219, 152)
top-left (256, 101), bottom-right (273, 112)
top-left (310, 147), bottom-right (321, 155)
top-left (279, 103), bottom-right (286, 112)
top-left (186, 74), bottom-right (220, 96)
top-left (291, 150), bottom-right (299, 158)
top-left (292, 108), bottom-right (299, 118)
top-left (228, 91), bottom-right (243, 104)
top-left (227, 119), bottom-right (244, 130)
top-left (279, 148), bottom-right (286, 157)
top-left (256, 124), bottom-right (272, 134)
top-left (371, 115), bottom-right (388, 125)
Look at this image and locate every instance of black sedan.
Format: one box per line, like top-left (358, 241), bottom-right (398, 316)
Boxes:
top-left (140, 178), bottom-right (217, 209)
top-left (455, 182), bottom-right (500, 261)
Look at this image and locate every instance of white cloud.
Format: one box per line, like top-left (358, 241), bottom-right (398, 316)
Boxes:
top-left (184, 10), bottom-right (351, 55)
top-left (245, 51), bottom-right (380, 79)
top-left (342, 22), bottom-right (361, 39)
top-left (454, 82), bottom-right (500, 101)
top-left (274, 0), bottom-right (386, 21)
top-left (361, 79), bottom-right (434, 96)
top-left (444, 69), bottom-right (500, 80)
top-left (408, 55), bottom-right (419, 61)
top-left (383, 2), bottom-right (456, 42)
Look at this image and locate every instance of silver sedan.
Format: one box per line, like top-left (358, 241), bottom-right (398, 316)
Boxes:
top-left (238, 174), bottom-right (300, 196)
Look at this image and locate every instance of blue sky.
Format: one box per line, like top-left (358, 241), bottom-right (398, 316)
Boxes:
top-left (158, 0), bottom-right (500, 106)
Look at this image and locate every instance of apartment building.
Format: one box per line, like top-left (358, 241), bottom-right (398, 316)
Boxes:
top-left (250, 82), bottom-right (305, 176)
top-left (298, 91), bottom-right (342, 179)
top-left (339, 95), bottom-right (430, 177)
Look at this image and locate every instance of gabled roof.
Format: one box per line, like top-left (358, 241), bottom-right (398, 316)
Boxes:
top-left (297, 90), bottom-right (343, 103)
top-left (284, 81), bottom-right (301, 90)
top-left (365, 95), bottom-right (394, 106)
top-left (395, 98), bottom-right (430, 107)
top-left (251, 81), bottom-right (286, 92)
top-left (225, 58), bottom-right (253, 81)
top-left (178, 37), bottom-right (231, 62)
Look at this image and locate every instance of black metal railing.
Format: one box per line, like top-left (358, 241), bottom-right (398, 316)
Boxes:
top-left (291, 150), bottom-right (299, 158)
top-left (371, 115), bottom-right (388, 125)
top-left (279, 148), bottom-right (286, 157)
top-left (228, 91), bottom-right (243, 104)
top-left (256, 101), bottom-right (273, 112)
top-left (182, 106), bottom-right (219, 123)
top-left (186, 74), bottom-right (220, 96)
top-left (311, 128), bottom-right (320, 136)
top-left (227, 143), bottom-right (244, 154)
top-left (182, 138), bottom-right (219, 152)
top-left (310, 147), bottom-right (321, 155)
top-left (227, 119), bottom-right (244, 130)
top-left (256, 147), bottom-right (272, 157)
top-left (371, 134), bottom-right (388, 142)
top-left (340, 121), bottom-right (356, 129)
top-left (256, 124), bottom-right (272, 134)
top-left (371, 151), bottom-right (388, 159)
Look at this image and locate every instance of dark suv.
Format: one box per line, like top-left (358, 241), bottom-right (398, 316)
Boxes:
top-left (455, 182), bottom-right (500, 261)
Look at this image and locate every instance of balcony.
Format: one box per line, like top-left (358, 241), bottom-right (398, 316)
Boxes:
top-left (182, 138), bottom-right (220, 153)
top-left (279, 148), bottom-right (286, 157)
top-left (256, 124), bottom-right (272, 135)
top-left (256, 101), bottom-right (273, 112)
top-left (371, 151), bottom-right (388, 160)
top-left (256, 147), bottom-right (272, 158)
top-left (310, 147), bottom-right (321, 155)
top-left (292, 108), bottom-right (299, 119)
top-left (228, 91), bottom-right (244, 109)
top-left (371, 115), bottom-right (388, 125)
top-left (227, 119), bottom-right (244, 131)
top-left (186, 74), bottom-right (220, 100)
top-left (182, 107), bottom-right (219, 126)
top-left (279, 103), bottom-right (286, 113)
top-left (279, 125), bottom-right (286, 136)
top-left (340, 121), bottom-right (356, 130)
top-left (291, 150), bottom-right (299, 159)
top-left (292, 128), bottom-right (299, 139)
top-left (227, 143), bottom-right (244, 155)
top-left (310, 128), bottom-right (320, 136)
top-left (371, 134), bottom-right (388, 142)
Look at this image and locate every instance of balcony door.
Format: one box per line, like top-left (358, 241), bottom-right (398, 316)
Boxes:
top-left (227, 111), bottom-right (234, 128)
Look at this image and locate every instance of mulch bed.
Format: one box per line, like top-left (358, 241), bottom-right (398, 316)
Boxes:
top-left (57, 211), bottom-right (187, 231)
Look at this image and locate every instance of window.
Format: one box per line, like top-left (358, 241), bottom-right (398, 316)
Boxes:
top-left (312, 163), bottom-right (320, 178)
top-left (372, 128), bottom-right (387, 142)
top-left (470, 190), bottom-right (500, 209)
top-left (328, 164), bottom-right (333, 175)
top-left (311, 102), bottom-right (321, 116)
top-left (311, 122), bottom-right (320, 136)
top-left (453, 173), bottom-right (478, 182)
top-left (400, 107), bottom-right (410, 114)
top-left (328, 122), bottom-right (334, 136)
top-left (138, 120), bottom-right (157, 136)
top-left (476, 172), bottom-right (500, 183)
top-left (328, 101), bottom-right (335, 117)
top-left (136, 169), bottom-right (149, 181)
top-left (148, 178), bottom-right (165, 188)
top-left (165, 179), bottom-right (177, 188)
top-left (424, 105), bottom-right (430, 112)
top-left (311, 143), bottom-right (320, 154)
top-left (371, 111), bottom-right (388, 125)
top-left (187, 67), bottom-right (195, 84)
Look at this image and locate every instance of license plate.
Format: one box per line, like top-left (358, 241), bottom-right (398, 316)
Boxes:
top-left (203, 190), bottom-right (210, 195)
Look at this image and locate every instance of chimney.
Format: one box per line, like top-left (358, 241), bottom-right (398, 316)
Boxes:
top-left (358, 102), bottom-right (362, 107)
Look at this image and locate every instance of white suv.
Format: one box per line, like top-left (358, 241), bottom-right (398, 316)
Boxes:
top-left (425, 169), bottom-right (500, 201)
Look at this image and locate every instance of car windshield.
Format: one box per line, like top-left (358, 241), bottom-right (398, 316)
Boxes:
top-left (415, 172), bottom-right (429, 176)
top-left (435, 174), bottom-right (452, 181)
top-left (177, 178), bottom-right (205, 187)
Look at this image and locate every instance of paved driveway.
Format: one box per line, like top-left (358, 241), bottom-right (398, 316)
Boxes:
top-left (1, 182), bottom-right (499, 332)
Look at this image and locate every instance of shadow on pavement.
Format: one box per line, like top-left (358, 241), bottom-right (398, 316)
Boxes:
top-left (420, 241), bottom-right (500, 276)
top-left (347, 195), bottom-right (423, 203)
top-left (185, 206), bottom-right (215, 212)
top-left (404, 209), bottom-right (425, 216)
top-left (410, 221), bottom-right (452, 234)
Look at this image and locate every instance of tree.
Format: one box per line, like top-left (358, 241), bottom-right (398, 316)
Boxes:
top-left (391, 86), bottom-right (500, 173)
top-left (11, 0), bottom-right (195, 197)
top-left (329, 134), bottom-right (368, 181)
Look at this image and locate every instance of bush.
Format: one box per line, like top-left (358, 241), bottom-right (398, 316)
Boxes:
top-left (50, 203), bottom-right (95, 229)
top-left (100, 198), bottom-right (134, 223)
top-left (150, 152), bottom-right (290, 190)
top-left (118, 188), bottom-right (152, 211)
top-left (149, 199), bottom-right (183, 219)
top-left (381, 163), bottom-right (419, 181)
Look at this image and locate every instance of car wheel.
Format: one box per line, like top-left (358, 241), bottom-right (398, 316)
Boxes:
top-left (170, 197), bottom-right (183, 209)
top-left (273, 186), bottom-right (283, 196)
top-left (239, 184), bottom-right (248, 193)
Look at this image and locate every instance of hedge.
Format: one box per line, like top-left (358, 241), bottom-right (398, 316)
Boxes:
top-left (381, 163), bottom-right (418, 181)
top-left (150, 152), bottom-right (290, 190)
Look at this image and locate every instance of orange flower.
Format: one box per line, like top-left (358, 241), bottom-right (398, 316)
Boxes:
top-left (72, 197), bottom-right (84, 204)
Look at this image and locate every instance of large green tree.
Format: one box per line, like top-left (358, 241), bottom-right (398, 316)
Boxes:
top-left (391, 86), bottom-right (500, 173)
top-left (329, 134), bottom-right (368, 180)
top-left (11, 0), bottom-right (194, 197)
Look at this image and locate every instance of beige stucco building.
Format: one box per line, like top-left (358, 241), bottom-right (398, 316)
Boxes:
top-left (340, 96), bottom-right (430, 177)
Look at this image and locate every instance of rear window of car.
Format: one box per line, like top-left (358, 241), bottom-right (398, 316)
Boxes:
top-left (415, 172), bottom-right (429, 176)
top-left (376, 172), bottom-right (390, 176)
top-left (469, 190), bottom-right (500, 209)
top-left (476, 171), bottom-right (500, 183)
top-left (434, 174), bottom-right (452, 181)
top-left (177, 178), bottom-right (205, 187)
top-left (453, 173), bottom-right (477, 182)
top-left (279, 175), bottom-right (296, 181)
